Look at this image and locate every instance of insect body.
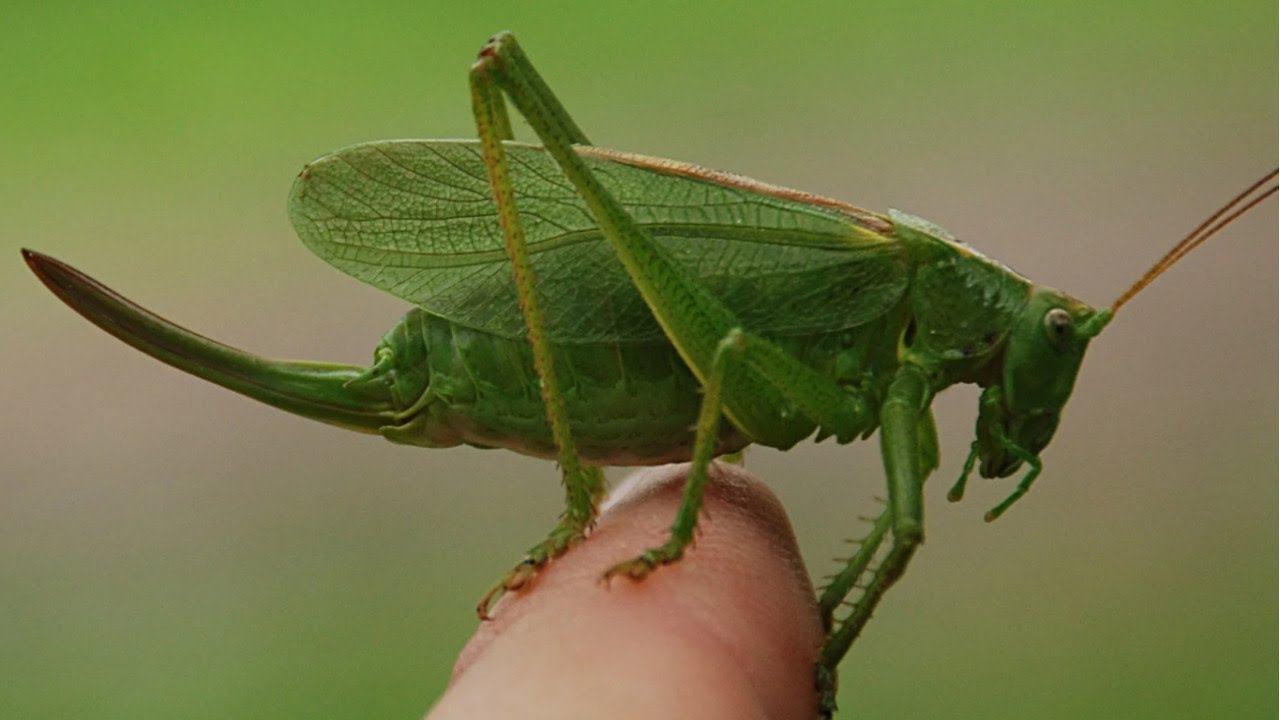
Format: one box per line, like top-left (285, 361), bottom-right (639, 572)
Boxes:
top-left (22, 32), bottom-right (1276, 717)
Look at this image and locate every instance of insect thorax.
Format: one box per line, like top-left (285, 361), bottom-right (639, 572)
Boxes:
top-left (889, 210), bottom-right (1034, 387)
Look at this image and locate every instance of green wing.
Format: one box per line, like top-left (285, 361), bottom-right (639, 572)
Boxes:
top-left (288, 140), bottom-right (908, 343)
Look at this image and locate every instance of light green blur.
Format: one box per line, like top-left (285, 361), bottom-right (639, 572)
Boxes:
top-left (2, 2), bottom-right (1275, 718)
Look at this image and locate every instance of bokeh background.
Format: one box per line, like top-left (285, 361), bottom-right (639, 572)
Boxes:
top-left (3, 2), bottom-right (1275, 718)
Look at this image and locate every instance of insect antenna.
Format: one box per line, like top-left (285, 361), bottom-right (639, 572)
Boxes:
top-left (1110, 168), bottom-right (1277, 313)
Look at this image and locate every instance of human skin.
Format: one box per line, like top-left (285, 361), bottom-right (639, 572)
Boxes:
top-left (428, 463), bottom-right (826, 720)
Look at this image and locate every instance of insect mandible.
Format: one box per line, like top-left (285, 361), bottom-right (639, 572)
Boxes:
top-left (21, 32), bottom-right (1276, 717)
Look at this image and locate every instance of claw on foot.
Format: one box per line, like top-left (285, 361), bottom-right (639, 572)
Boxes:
top-left (475, 559), bottom-right (539, 620)
top-left (600, 556), bottom-right (657, 585)
top-left (815, 662), bottom-right (838, 718)
top-left (475, 526), bottom-right (587, 620)
top-left (600, 542), bottom-right (684, 586)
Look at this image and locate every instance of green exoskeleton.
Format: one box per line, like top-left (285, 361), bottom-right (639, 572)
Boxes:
top-left (22, 32), bottom-right (1276, 717)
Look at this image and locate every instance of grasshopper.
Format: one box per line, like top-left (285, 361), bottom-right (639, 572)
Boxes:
top-left (22, 32), bottom-right (1276, 716)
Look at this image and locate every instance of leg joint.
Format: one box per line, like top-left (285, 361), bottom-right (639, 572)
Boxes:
top-left (893, 520), bottom-right (924, 548)
top-left (715, 327), bottom-right (747, 356)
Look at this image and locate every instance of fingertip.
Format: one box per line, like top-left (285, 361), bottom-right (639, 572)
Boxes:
top-left (433, 463), bottom-right (822, 720)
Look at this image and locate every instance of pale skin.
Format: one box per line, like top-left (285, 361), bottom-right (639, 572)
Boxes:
top-left (429, 463), bottom-right (825, 720)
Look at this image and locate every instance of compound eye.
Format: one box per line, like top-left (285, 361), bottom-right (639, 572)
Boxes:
top-left (1043, 308), bottom-right (1073, 345)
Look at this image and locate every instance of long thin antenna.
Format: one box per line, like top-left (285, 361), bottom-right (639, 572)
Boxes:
top-left (1110, 169), bottom-right (1277, 313)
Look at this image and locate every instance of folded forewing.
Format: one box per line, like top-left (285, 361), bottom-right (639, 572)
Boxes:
top-left (289, 140), bottom-right (908, 343)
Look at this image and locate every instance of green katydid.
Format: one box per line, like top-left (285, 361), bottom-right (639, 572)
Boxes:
top-left (21, 31), bottom-right (1276, 716)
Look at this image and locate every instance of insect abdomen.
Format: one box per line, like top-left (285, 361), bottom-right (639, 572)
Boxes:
top-left (373, 309), bottom-right (752, 465)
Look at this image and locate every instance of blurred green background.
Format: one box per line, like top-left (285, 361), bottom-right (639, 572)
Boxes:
top-left (3, 2), bottom-right (1275, 718)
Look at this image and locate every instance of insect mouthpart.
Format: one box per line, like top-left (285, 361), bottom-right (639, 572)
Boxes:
top-left (982, 409), bottom-right (1059, 478)
top-left (948, 384), bottom-right (1055, 520)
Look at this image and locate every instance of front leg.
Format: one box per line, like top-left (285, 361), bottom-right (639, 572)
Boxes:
top-left (816, 365), bottom-right (933, 716)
